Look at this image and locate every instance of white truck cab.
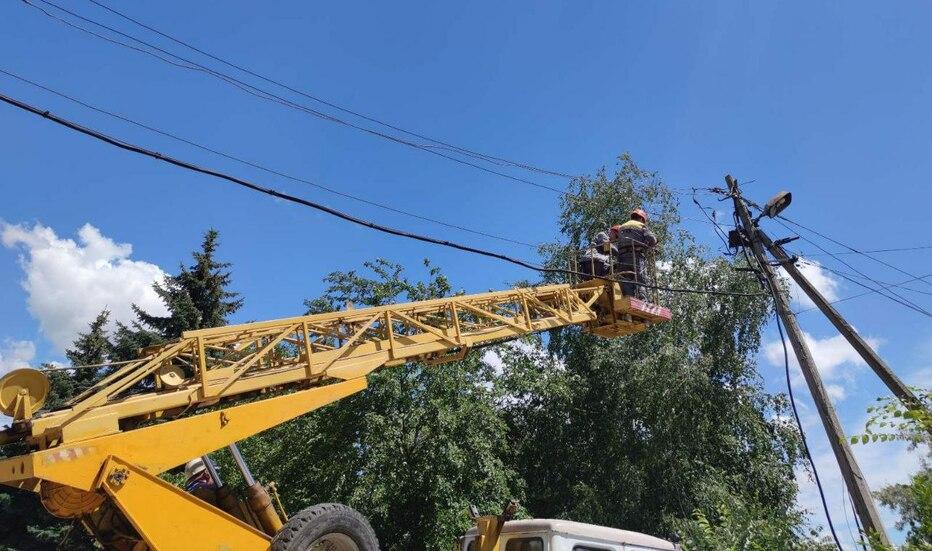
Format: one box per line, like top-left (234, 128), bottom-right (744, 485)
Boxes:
top-left (460, 519), bottom-right (678, 551)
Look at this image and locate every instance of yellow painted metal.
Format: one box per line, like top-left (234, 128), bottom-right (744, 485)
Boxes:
top-left (40, 481), bottom-right (105, 518)
top-left (0, 280), bottom-right (669, 549)
top-left (99, 455), bottom-right (270, 550)
top-left (0, 378), bottom-right (365, 490)
top-left (15, 282), bottom-right (646, 446)
top-left (246, 482), bottom-right (284, 536)
top-left (474, 516), bottom-right (505, 551)
top-left (0, 368), bottom-right (49, 420)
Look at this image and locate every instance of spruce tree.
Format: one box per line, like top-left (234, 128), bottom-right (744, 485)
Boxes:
top-left (65, 309), bottom-right (111, 393)
top-left (108, 321), bottom-right (164, 363)
top-left (135, 229), bottom-right (243, 339)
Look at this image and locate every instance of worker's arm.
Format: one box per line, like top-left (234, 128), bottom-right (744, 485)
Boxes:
top-left (642, 226), bottom-right (658, 248)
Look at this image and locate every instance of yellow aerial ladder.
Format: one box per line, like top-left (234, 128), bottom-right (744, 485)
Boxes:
top-left (0, 278), bottom-right (670, 550)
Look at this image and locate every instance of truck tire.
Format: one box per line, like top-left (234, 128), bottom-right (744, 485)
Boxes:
top-left (271, 503), bottom-right (380, 551)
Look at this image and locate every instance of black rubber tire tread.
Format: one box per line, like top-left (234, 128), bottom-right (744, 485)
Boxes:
top-left (271, 502), bottom-right (380, 551)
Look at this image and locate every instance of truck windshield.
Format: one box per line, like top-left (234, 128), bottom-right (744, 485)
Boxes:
top-left (506, 537), bottom-right (544, 551)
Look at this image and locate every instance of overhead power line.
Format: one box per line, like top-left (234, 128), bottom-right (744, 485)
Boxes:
top-left (0, 90), bottom-right (769, 299)
top-left (0, 68), bottom-right (539, 250)
top-left (21, 0), bottom-right (571, 194)
top-left (793, 268), bottom-right (932, 316)
top-left (21, 0), bottom-right (708, 209)
top-left (779, 215), bottom-right (932, 290)
top-left (806, 263), bottom-right (931, 318)
top-left (0, 68), bottom-right (725, 253)
top-left (772, 219), bottom-right (932, 317)
top-left (81, 0), bottom-right (578, 180)
top-left (796, 258), bottom-right (932, 297)
top-left (796, 245), bottom-right (932, 257)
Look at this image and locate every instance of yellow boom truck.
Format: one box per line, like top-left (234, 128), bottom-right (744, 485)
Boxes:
top-left (0, 278), bottom-right (670, 551)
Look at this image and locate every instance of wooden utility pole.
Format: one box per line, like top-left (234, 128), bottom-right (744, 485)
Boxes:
top-left (727, 175), bottom-right (891, 546)
top-left (760, 231), bottom-right (928, 414)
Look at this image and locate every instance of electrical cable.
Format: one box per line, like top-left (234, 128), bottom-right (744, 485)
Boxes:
top-left (772, 289), bottom-right (845, 551)
top-left (21, 0), bottom-right (709, 208)
top-left (0, 67), bottom-right (539, 249)
top-left (795, 258), bottom-right (932, 297)
top-left (39, 358), bottom-right (155, 372)
top-left (795, 245), bottom-right (932, 257)
top-left (81, 0), bottom-right (578, 180)
top-left (779, 215), bottom-right (932, 290)
top-left (850, 489), bottom-right (869, 550)
top-left (0, 90), bottom-right (770, 299)
top-left (0, 67), bottom-right (730, 252)
top-left (691, 191), bottom-right (733, 254)
top-left (21, 0), bottom-right (572, 195)
top-left (73, 0), bottom-right (714, 202)
top-left (731, 191), bottom-right (842, 550)
top-left (841, 485), bottom-right (858, 550)
top-left (772, 219), bottom-right (932, 317)
top-left (0, 68), bottom-right (728, 255)
top-left (793, 270), bottom-right (932, 316)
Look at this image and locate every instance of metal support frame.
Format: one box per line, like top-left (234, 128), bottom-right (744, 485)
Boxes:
top-left (0, 280), bottom-right (671, 549)
top-left (8, 282), bottom-right (668, 448)
top-left (99, 455), bottom-right (270, 550)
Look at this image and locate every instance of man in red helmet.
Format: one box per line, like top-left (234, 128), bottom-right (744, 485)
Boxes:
top-left (609, 208), bottom-right (657, 298)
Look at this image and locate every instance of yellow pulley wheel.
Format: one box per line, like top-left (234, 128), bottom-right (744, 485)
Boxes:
top-left (0, 368), bottom-right (50, 418)
top-left (157, 363), bottom-right (186, 389)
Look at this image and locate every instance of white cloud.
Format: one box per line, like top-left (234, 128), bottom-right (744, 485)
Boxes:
top-left (482, 348), bottom-right (505, 375)
top-left (765, 331), bottom-right (881, 385)
top-left (2, 222), bottom-right (169, 353)
top-left (481, 340), bottom-right (564, 376)
top-left (482, 340), bottom-right (539, 375)
top-left (825, 384), bottom-right (846, 401)
top-left (908, 365), bottom-right (932, 388)
top-left (0, 339), bottom-right (35, 376)
top-left (796, 431), bottom-right (926, 548)
top-left (781, 259), bottom-right (840, 308)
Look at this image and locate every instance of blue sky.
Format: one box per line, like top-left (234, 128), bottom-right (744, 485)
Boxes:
top-left (0, 1), bottom-right (930, 547)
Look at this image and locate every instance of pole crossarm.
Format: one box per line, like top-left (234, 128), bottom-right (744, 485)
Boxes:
top-left (7, 282), bottom-right (669, 448)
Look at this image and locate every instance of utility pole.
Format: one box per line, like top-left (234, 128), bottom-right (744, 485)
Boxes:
top-left (727, 175), bottom-right (891, 546)
top-left (760, 231), bottom-right (928, 414)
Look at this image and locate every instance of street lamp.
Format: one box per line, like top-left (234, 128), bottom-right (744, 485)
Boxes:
top-left (762, 191), bottom-right (792, 218)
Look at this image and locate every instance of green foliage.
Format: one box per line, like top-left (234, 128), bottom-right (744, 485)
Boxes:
top-left (674, 494), bottom-right (833, 551)
top-left (44, 365), bottom-right (76, 410)
top-left (851, 388), bottom-right (932, 446)
top-left (1, 229), bottom-right (240, 550)
top-left (232, 155), bottom-right (811, 550)
top-left (134, 228), bottom-right (242, 339)
top-left (875, 469), bottom-right (932, 550)
top-left (504, 154), bottom-right (805, 538)
top-left (65, 309), bottom-right (112, 392)
top-left (108, 321), bottom-right (163, 363)
top-left (233, 259), bottom-right (521, 551)
top-left (854, 390), bottom-right (932, 550)
top-left (0, 486), bottom-right (90, 550)
top-left (1, 157), bottom-right (819, 551)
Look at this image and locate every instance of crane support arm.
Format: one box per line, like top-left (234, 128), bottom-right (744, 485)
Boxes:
top-left (1, 280), bottom-right (668, 482)
top-left (3, 282), bottom-right (670, 448)
top-left (0, 279), bottom-right (669, 548)
top-left (0, 378), bottom-right (364, 490)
